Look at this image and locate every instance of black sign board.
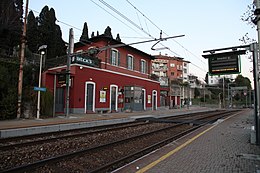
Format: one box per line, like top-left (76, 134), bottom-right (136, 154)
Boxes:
top-left (71, 55), bottom-right (100, 67)
top-left (203, 50), bottom-right (245, 75)
top-left (58, 74), bottom-right (66, 84)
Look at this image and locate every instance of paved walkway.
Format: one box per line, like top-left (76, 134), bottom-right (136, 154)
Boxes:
top-left (116, 109), bottom-right (260, 173)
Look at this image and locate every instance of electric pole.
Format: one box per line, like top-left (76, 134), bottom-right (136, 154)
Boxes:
top-left (17, 0), bottom-right (29, 119)
top-left (65, 28), bottom-right (74, 117)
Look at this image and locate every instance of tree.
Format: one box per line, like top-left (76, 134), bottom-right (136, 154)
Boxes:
top-left (240, 3), bottom-right (256, 44)
top-left (194, 88), bottom-right (200, 98)
top-left (37, 6), bottom-right (66, 60)
top-left (0, 0), bottom-right (23, 55)
top-left (234, 74), bottom-right (252, 90)
top-left (27, 11), bottom-right (39, 53)
top-left (80, 22), bottom-right (89, 42)
top-left (104, 26), bottom-right (113, 38)
top-left (205, 73), bottom-right (208, 84)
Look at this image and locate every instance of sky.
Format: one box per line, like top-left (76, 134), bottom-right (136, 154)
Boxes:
top-left (27, 0), bottom-right (256, 84)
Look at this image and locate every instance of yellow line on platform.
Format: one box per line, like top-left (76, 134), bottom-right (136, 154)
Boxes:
top-left (136, 111), bottom-right (243, 173)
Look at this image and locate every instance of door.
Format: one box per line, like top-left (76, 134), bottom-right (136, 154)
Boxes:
top-left (152, 90), bottom-right (157, 110)
top-left (55, 88), bottom-right (64, 112)
top-left (85, 82), bottom-right (95, 112)
top-left (141, 89), bottom-right (146, 110)
top-left (110, 85), bottom-right (118, 112)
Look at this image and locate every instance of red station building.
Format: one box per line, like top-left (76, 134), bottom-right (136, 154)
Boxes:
top-left (42, 36), bottom-right (160, 114)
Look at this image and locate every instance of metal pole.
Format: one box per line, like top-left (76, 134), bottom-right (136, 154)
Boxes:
top-left (223, 77), bottom-right (225, 108)
top-left (17, 0), bottom-right (29, 119)
top-left (228, 83), bottom-right (230, 108)
top-left (36, 52), bottom-right (44, 119)
top-left (53, 74), bottom-right (56, 117)
top-left (251, 42), bottom-right (260, 145)
top-left (65, 28), bottom-right (74, 117)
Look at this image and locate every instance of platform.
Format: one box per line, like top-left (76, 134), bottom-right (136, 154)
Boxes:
top-left (115, 109), bottom-right (260, 173)
top-left (0, 106), bottom-right (211, 138)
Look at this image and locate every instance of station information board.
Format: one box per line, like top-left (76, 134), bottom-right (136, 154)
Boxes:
top-left (203, 50), bottom-right (245, 75)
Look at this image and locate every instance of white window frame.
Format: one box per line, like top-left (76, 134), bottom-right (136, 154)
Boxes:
top-left (85, 81), bottom-right (96, 113)
top-left (110, 84), bottom-right (118, 111)
top-left (111, 49), bottom-right (119, 66)
top-left (141, 59), bottom-right (147, 74)
top-left (152, 90), bottom-right (157, 110)
top-left (127, 54), bottom-right (134, 70)
top-left (142, 88), bottom-right (146, 110)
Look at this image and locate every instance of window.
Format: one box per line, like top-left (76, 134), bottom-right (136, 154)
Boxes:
top-left (171, 72), bottom-right (174, 76)
top-left (140, 59), bottom-right (147, 73)
top-left (170, 63), bottom-right (175, 67)
top-left (184, 69), bottom-right (187, 73)
top-left (162, 72), bottom-right (167, 77)
top-left (110, 49), bottom-right (120, 66)
top-left (127, 55), bottom-right (134, 70)
top-left (184, 63), bottom-right (187, 67)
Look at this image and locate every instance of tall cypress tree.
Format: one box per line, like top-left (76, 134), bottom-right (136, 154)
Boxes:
top-left (0, 0), bottom-right (23, 54)
top-left (37, 6), bottom-right (66, 60)
top-left (27, 11), bottom-right (39, 53)
top-left (80, 22), bottom-right (89, 42)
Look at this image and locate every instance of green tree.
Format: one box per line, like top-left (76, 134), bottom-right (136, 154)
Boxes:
top-left (80, 22), bottom-right (89, 42)
top-left (205, 72), bottom-right (208, 84)
top-left (27, 11), bottom-right (39, 53)
top-left (37, 6), bottom-right (66, 60)
top-left (194, 88), bottom-right (200, 98)
top-left (234, 74), bottom-right (252, 90)
top-left (0, 0), bottom-right (23, 54)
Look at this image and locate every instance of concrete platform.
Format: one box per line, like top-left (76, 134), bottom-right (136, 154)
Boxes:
top-left (115, 109), bottom-right (260, 173)
top-left (0, 106), bottom-right (212, 138)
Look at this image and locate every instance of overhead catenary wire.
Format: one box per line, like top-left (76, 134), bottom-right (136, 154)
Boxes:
top-left (125, 0), bottom-right (207, 67)
top-left (28, 3), bottom-right (206, 74)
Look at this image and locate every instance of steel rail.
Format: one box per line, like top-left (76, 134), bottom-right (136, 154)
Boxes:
top-left (1, 110), bottom-right (239, 173)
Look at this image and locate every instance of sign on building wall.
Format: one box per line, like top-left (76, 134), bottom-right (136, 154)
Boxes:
top-left (71, 55), bottom-right (100, 67)
top-left (100, 90), bottom-right (106, 103)
top-left (148, 95), bottom-right (151, 103)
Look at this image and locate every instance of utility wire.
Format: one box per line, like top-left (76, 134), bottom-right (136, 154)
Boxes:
top-left (89, 0), bottom-right (143, 37)
top-left (125, 0), bottom-right (207, 66)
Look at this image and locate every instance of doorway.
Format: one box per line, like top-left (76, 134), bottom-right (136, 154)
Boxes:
top-left (55, 88), bottom-right (64, 112)
top-left (85, 82), bottom-right (95, 113)
top-left (152, 90), bottom-right (157, 110)
top-left (110, 85), bottom-right (118, 112)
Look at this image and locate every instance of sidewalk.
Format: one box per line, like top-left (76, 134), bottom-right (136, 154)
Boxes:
top-left (116, 109), bottom-right (260, 173)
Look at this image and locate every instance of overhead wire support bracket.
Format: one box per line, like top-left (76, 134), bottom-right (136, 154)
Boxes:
top-left (151, 30), bottom-right (170, 51)
top-left (69, 34), bottom-right (185, 57)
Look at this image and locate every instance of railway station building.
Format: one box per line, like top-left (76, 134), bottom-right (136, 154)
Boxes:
top-left (42, 36), bottom-right (160, 114)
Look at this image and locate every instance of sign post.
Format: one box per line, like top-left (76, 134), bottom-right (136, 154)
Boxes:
top-left (203, 44), bottom-right (260, 145)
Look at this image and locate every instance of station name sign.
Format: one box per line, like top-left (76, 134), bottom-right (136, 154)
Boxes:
top-left (71, 55), bottom-right (100, 67)
top-left (203, 50), bottom-right (245, 75)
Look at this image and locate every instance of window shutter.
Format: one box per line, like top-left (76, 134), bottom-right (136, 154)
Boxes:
top-left (110, 49), bottom-right (112, 64)
top-left (133, 57), bottom-right (135, 70)
top-left (140, 60), bottom-right (142, 73)
top-left (118, 51), bottom-right (120, 66)
top-left (126, 55), bottom-right (128, 69)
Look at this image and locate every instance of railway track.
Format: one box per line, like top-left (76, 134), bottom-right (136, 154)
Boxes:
top-left (0, 110), bottom-right (240, 173)
top-left (0, 110), bottom-right (217, 150)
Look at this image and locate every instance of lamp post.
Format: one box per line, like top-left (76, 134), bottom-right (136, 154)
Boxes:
top-left (36, 45), bottom-right (47, 119)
